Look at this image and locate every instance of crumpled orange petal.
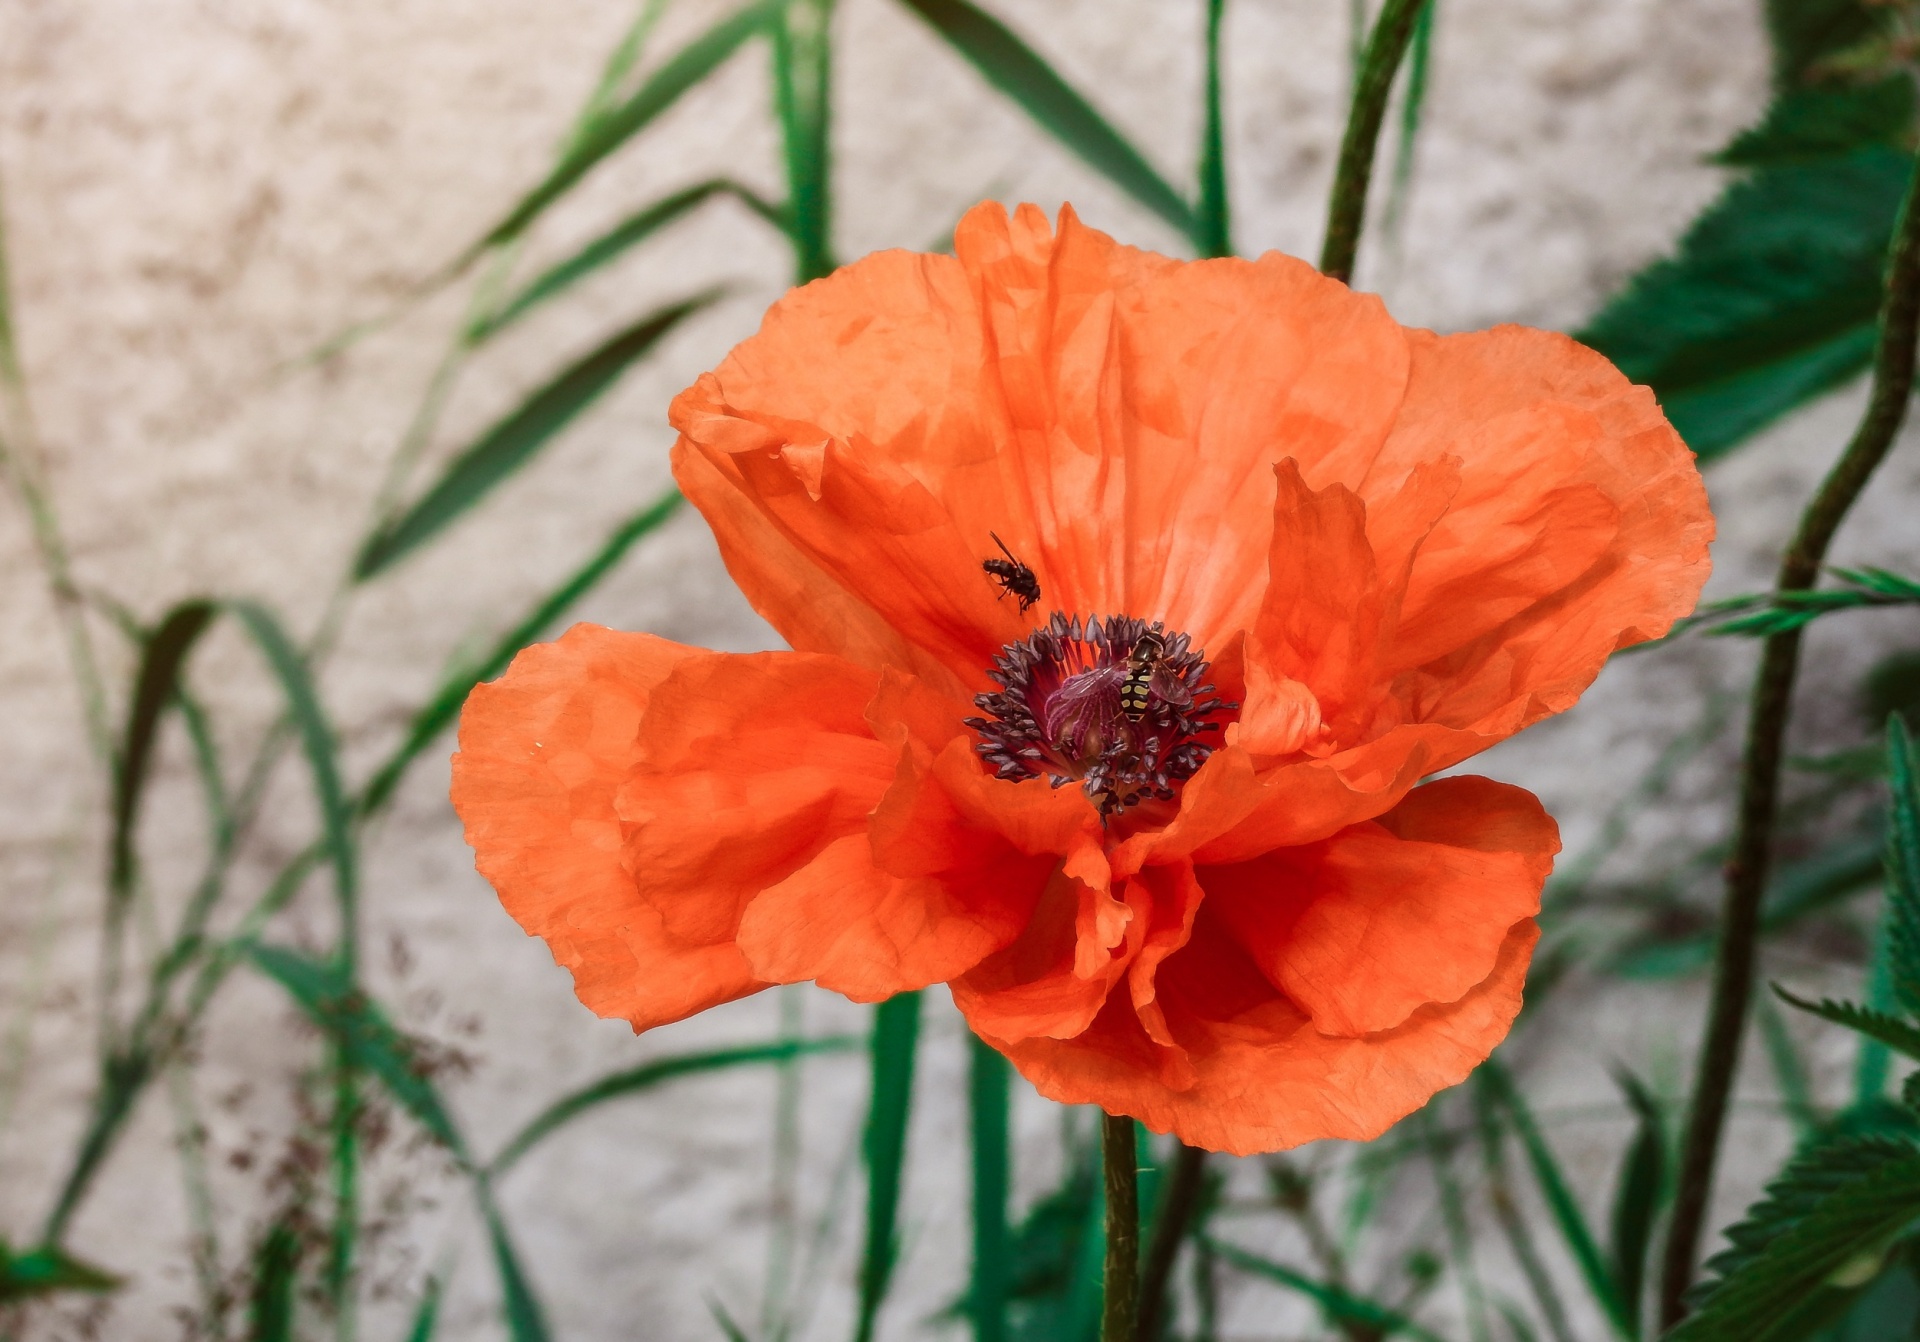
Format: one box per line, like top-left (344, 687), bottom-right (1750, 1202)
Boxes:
top-left (456, 201), bottom-right (1714, 1153)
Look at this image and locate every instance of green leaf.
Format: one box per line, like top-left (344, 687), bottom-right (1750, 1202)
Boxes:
top-left (855, 991), bottom-right (923, 1342)
top-left (1606, 1069), bottom-right (1666, 1327)
top-left (479, 1187), bottom-right (551, 1342)
top-left (110, 600), bottom-right (217, 899)
top-left (1767, 0), bottom-right (1882, 84)
top-left (1671, 1132), bottom-right (1920, 1341)
top-left (245, 943), bottom-right (469, 1160)
top-left (357, 488), bottom-right (683, 816)
top-left (969, 1035), bottom-right (1012, 1342)
top-left (230, 602), bottom-right (356, 934)
top-left (0, 1243), bottom-right (120, 1302)
top-left (1720, 79), bottom-right (1914, 167)
top-left (356, 294), bottom-right (715, 579)
top-left (248, 1220), bottom-right (301, 1341)
top-left (1479, 1060), bottom-right (1634, 1338)
top-left (1204, 1238), bottom-right (1449, 1342)
top-left (1579, 147), bottom-right (1911, 461)
top-left (1777, 986), bottom-right (1920, 1062)
top-left (485, 1035), bottom-right (859, 1177)
top-left (469, 2), bottom-right (778, 256)
top-left (891, 0), bottom-right (1197, 243)
top-left (405, 1269), bottom-right (447, 1342)
top-left (772, 0), bottom-right (836, 282)
top-left (470, 181), bottom-right (781, 342)
top-left (1886, 715), bottom-right (1920, 1016)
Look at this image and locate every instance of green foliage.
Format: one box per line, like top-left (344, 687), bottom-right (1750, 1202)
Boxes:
top-left (354, 294), bottom-right (717, 579)
top-left (1719, 80), bottom-right (1914, 167)
top-left (1779, 988), bottom-right (1920, 1063)
top-left (855, 991), bottom-right (922, 1342)
top-left (0, 1242), bottom-right (119, 1303)
top-left (109, 600), bottom-right (216, 899)
top-left (892, 0), bottom-right (1199, 244)
top-left (1202, 1237), bottom-right (1449, 1342)
top-left (1606, 1069), bottom-right (1666, 1330)
top-left (968, 1035), bottom-right (1012, 1342)
top-left (404, 1270), bottom-right (447, 1342)
top-left (1669, 1133), bottom-right (1920, 1341)
top-left (247, 1219), bottom-right (302, 1342)
top-left (1887, 714), bottom-right (1920, 1016)
top-left (481, 1189), bottom-right (553, 1342)
top-left (1693, 566), bottom-right (1920, 637)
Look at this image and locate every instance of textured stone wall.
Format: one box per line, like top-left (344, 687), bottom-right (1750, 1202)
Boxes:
top-left (2, 1), bottom-right (1916, 1338)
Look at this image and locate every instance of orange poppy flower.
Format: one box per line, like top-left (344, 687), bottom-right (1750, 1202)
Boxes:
top-left (452, 203), bottom-right (1712, 1155)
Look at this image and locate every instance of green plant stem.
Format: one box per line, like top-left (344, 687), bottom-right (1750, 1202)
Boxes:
top-left (1319, 0), bottom-right (1428, 284)
top-left (968, 1037), bottom-right (1009, 1342)
top-left (1658, 147), bottom-right (1920, 1327)
top-left (1197, 0), bottom-right (1231, 258)
top-left (1101, 1113), bottom-right (1140, 1342)
top-left (1136, 1141), bottom-right (1206, 1341)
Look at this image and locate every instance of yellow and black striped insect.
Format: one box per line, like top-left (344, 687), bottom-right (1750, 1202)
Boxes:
top-left (1120, 630), bottom-right (1167, 721)
top-left (982, 532), bottom-right (1041, 613)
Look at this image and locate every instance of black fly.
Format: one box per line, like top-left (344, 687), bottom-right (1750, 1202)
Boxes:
top-left (982, 532), bottom-right (1041, 614)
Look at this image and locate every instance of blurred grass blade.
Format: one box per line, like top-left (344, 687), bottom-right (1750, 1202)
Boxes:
top-left (487, 1035), bottom-right (859, 1178)
top-left (1384, 0), bottom-right (1435, 235)
top-left (245, 943), bottom-right (470, 1160)
top-left (356, 294), bottom-right (716, 580)
top-left (480, 1186), bottom-right (551, 1342)
top-left (967, 1035), bottom-right (1010, 1342)
top-left (406, 1268), bottom-right (448, 1342)
top-left (1756, 993), bottom-right (1824, 1133)
top-left (773, 0), bottom-right (837, 281)
top-left (892, 0), bottom-right (1198, 243)
top-left (572, 0), bottom-right (674, 137)
top-left (855, 991), bottom-right (922, 1342)
top-left (1480, 1060), bottom-right (1633, 1338)
top-left (1885, 714), bottom-right (1920, 1014)
top-left (1469, 1077), bottom-right (1577, 1342)
top-left (1204, 1238), bottom-right (1449, 1342)
top-left (0, 1243), bottom-right (120, 1303)
top-left (1606, 1069), bottom-right (1666, 1333)
top-left (467, 2), bottom-right (778, 258)
top-left (1421, 1106), bottom-right (1492, 1342)
top-left (1196, 0), bottom-right (1230, 257)
top-left (707, 1297), bottom-right (754, 1342)
top-left (358, 487), bottom-right (684, 815)
top-left (110, 600), bottom-right (217, 900)
top-left (1774, 986), bottom-right (1920, 1060)
top-left (471, 181), bottom-right (783, 342)
top-left (248, 1220), bottom-right (301, 1342)
top-left (230, 602), bottom-right (356, 942)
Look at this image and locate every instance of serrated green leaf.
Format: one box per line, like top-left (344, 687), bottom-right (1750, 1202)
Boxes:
top-left (1720, 79), bottom-right (1913, 167)
top-left (1579, 148), bottom-right (1911, 461)
top-left (470, 181), bottom-right (782, 342)
top-left (469, 2), bottom-right (777, 257)
top-left (485, 1035), bottom-right (858, 1177)
top-left (358, 488), bottom-right (683, 815)
top-left (1887, 716), bottom-right (1920, 1016)
top-left (892, 0), bottom-right (1197, 243)
top-left (356, 294), bottom-right (715, 579)
top-left (1671, 1133), bottom-right (1920, 1341)
top-left (245, 943), bottom-right (469, 1160)
top-left (0, 1243), bottom-right (120, 1302)
top-left (1204, 1238), bottom-right (1449, 1342)
top-left (1607, 1068), bottom-right (1666, 1326)
top-left (855, 991), bottom-right (922, 1342)
top-left (1777, 987), bottom-right (1920, 1061)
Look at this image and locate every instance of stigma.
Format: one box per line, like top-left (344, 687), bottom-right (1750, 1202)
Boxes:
top-left (965, 613), bottom-right (1235, 815)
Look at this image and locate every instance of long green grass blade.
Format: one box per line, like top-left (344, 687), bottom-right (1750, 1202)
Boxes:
top-left (247, 1220), bottom-right (301, 1341)
top-left (110, 601), bottom-right (217, 900)
top-left (1480, 1060), bottom-right (1634, 1338)
top-left (1196, 0), bottom-right (1230, 257)
top-left (1755, 993), bottom-right (1824, 1133)
top-left (229, 602), bottom-right (356, 959)
top-left (468, 1), bottom-right (778, 257)
top-left (773, 0), bottom-right (837, 281)
top-left (244, 944), bottom-right (470, 1160)
top-left (480, 1187), bottom-right (552, 1342)
top-left (1205, 1238), bottom-right (1449, 1342)
top-left (356, 294), bottom-right (715, 580)
top-left (470, 181), bottom-right (784, 342)
top-left (405, 1268), bottom-right (447, 1342)
top-left (0, 1243), bottom-right (120, 1302)
top-left (486, 1035), bottom-right (859, 1178)
top-left (855, 991), bottom-right (922, 1342)
top-left (1384, 0), bottom-right (1435, 235)
top-left (891, 0), bottom-right (1197, 243)
top-left (968, 1035), bottom-right (1010, 1342)
top-left (358, 488), bottom-right (683, 815)
top-left (1475, 1073), bottom-right (1577, 1342)
top-left (1606, 1070), bottom-right (1666, 1335)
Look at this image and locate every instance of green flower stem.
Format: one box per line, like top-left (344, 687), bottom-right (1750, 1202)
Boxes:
top-left (1101, 1112), bottom-right (1140, 1342)
top-left (1319, 0), bottom-right (1429, 285)
top-left (1658, 147), bottom-right (1920, 1327)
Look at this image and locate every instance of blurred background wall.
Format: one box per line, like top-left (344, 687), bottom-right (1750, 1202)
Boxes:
top-left (2, 1), bottom-right (1917, 1338)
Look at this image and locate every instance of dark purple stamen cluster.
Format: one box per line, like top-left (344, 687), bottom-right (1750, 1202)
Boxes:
top-left (965, 612), bottom-right (1235, 815)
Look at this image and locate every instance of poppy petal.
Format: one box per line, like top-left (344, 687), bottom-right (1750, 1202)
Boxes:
top-left (451, 624), bottom-right (767, 1030)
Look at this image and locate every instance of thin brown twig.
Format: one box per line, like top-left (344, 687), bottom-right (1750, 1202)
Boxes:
top-left (1102, 1113), bottom-right (1140, 1342)
top-left (1658, 147), bottom-right (1920, 1326)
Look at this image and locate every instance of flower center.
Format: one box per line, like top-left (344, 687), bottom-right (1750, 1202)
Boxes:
top-left (966, 613), bottom-right (1235, 815)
